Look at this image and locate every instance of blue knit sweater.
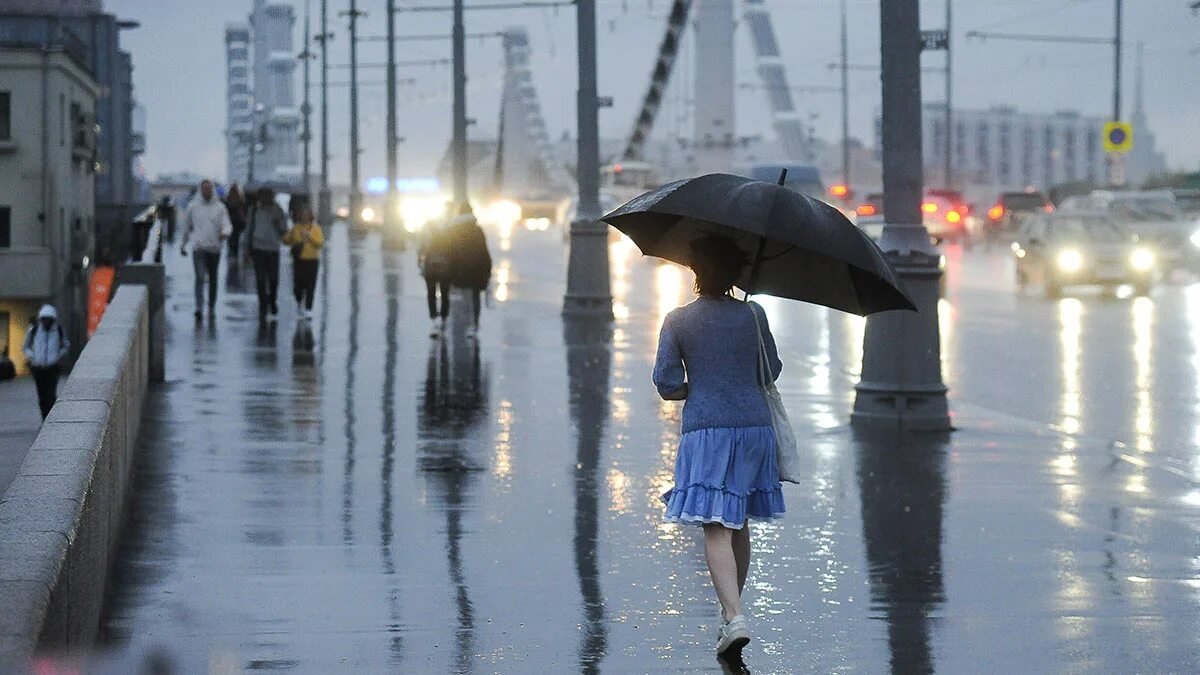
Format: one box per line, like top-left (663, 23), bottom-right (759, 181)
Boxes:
top-left (653, 297), bottom-right (783, 433)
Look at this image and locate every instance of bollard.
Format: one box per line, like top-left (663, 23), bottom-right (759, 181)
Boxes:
top-left (114, 263), bottom-right (165, 382)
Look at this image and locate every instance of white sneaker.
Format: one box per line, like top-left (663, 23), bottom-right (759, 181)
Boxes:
top-left (297, 306), bottom-right (307, 320)
top-left (430, 320), bottom-right (442, 338)
top-left (465, 325), bottom-right (477, 339)
top-left (716, 614), bottom-right (750, 657)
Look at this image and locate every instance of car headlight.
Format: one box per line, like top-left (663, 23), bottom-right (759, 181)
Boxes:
top-left (1130, 247), bottom-right (1155, 271)
top-left (360, 206), bottom-right (376, 223)
top-left (1056, 249), bottom-right (1084, 273)
top-left (1190, 229), bottom-right (1200, 248)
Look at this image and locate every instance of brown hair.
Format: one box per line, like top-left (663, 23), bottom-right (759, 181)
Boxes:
top-left (689, 234), bottom-right (747, 297)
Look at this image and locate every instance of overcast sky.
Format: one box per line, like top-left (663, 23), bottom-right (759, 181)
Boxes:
top-left (108, 0), bottom-right (1200, 182)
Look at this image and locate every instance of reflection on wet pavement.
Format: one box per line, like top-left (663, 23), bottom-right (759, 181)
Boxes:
top-left (95, 228), bottom-right (1200, 673)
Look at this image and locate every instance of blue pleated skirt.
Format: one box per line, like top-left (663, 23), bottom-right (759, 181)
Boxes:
top-left (661, 425), bottom-right (786, 529)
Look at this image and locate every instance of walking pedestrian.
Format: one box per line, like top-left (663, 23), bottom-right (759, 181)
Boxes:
top-left (180, 179), bottom-right (232, 319)
top-left (446, 204), bottom-right (492, 339)
top-left (419, 212), bottom-right (454, 338)
top-left (22, 304), bottom-right (70, 419)
top-left (282, 206), bottom-right (325, 320)
top-left (652, 234), bottom-right (786, 662)
top-left (224, 183), bottom-right (247, 258)
top-left (244, 187), bottom-right (288, 322)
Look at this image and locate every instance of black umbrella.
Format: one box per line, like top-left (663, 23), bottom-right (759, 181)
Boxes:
top-left (600, 172), bottom-right (916, 315)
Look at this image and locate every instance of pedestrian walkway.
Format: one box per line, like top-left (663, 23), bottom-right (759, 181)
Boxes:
top-left (0, 376), bottom-right (41, 497)
top-left (95, 223), bottom-right (1200, 673)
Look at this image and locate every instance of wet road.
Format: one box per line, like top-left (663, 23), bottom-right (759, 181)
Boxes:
top-left (96, 224), bottom-right (1200, 673)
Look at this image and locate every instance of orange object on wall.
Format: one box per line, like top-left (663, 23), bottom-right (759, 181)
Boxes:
top-left (87, 266), bottom-right (115, 337)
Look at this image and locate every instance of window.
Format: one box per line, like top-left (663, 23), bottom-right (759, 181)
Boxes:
top-left (0, 206), bottom-right (10, 247)
top-left (0, 92), bottom-right (10, 140)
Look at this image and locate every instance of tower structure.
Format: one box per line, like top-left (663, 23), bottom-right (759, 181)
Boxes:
top-left (225, 23), bottom-right (253, 183)
top-left (246, 0), bottom-right (301, 184)
top-left (496, 28), bottom-right (570, 197)
top-left (692, 0), bottom-right (735, 173)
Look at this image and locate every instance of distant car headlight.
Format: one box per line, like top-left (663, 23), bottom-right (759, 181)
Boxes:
top-left (1190, 229), bottom-right (1200, 248)
top-left (1130, 247), bottom-right (1155, 271)
top-left (360, 206), bottom-right (376, 223)
top-left (1056, 249), bottom-right (1084, 273)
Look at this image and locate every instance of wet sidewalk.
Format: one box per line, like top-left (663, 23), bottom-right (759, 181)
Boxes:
top-left (95, 223), bottom-right (1200, 673)
top-left (0, 376), bottom-right (41, 498)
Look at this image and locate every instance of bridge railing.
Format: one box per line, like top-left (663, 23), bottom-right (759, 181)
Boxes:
top-left (0, 285), bottom-right (151, 669)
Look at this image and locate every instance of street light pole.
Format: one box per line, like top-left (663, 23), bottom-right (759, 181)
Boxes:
top-left (839, 0), bottom-right (850, 191)
top-left (344, 1), bottom-right (365, 224)
top-left (317, 0), bottom-right (332, 226)
top-left (562, 0), bottom-right (612, 317)
top-left (852, 0), bottom-right (951, 432)
top-left (301, 0), bottom-right (313, 193)
top-left (386, 0), bottom-right (400, 235)
top-left (944, 0), bottom-right (953, 189)
top-left (1108, 0), bottom-right (1124, 186)
top-left (451, 0), bottom-right (468, 204)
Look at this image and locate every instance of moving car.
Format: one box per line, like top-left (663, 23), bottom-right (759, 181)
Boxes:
top-left (986, 191), bottom-right (1053, 239)
top-left (1058, 190), bottom-right (1197, 270)
top-left (855, 190), bottom-right (971, 243)
top-left (1012, 212), bottom-right (1156, 298)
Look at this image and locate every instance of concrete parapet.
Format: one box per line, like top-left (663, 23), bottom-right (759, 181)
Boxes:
top-left (115, 263), bottom-right (165, 383)
top-left (0, 285), bottom-right (150, 671)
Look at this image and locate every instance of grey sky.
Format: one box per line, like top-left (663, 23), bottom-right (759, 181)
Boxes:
top-left (108, 0), bottom-right (1200, 182)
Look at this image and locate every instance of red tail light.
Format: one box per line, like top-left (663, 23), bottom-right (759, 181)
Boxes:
top-left (946, 210), bottom-right (962, 224)
top-left (956, 204), bottom-right (970, 215)
top-left (921, 202), bottom-right (939, 214)
top-left (856, 204), bottom-right (877, 216)
top-left (987, 204), bottom-right (1004, 221)
top-left (1044, 204), bottom-right (1054, 213)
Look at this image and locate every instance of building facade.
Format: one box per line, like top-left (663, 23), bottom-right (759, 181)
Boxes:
top-left (0, 25), bottom-right (99, 371)
top-left (224, 1), bottom-right (299, 186)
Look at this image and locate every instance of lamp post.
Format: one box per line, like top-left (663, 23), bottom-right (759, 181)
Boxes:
top-left (385, 0), bottom-right (401, 242)
top-left (316, 0), bottom-right (333, 225)
top-left (852, 0), bottom-right (951, 432)
top-left (562, 0), bottom-right (612, 317)
top-left (342, 1), bottom-right (366, 226)
top-left (451, 0), bottom-right (468, 204)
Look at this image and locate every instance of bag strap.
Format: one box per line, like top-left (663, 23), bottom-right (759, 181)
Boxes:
top-left (746, 301), bottom-right (771, 389)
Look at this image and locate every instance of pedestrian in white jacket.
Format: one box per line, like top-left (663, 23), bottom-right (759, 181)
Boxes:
top-left (180, 179), bottom-right (232, 319)
top-left (22, 304), bottom-right (70, 419)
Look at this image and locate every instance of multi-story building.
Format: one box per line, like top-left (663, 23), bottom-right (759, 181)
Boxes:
top-left (225, 22), bottom-right (252, 184)
top-left (0, 0), bottom-right (145, 264)
top-left (224, 1), bottom-right (299, 186)
top-left (891, 99), bottom-right (1167, 201)
top-left (0, 17), bottom-right (99, 371)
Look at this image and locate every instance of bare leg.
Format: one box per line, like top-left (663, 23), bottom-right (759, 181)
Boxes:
top-left (732, 521), bottom-right (751, 595)
top-left (703, 523), bottom-right (742, 622)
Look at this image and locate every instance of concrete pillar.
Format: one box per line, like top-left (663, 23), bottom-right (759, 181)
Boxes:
top-left (114, 263), bottom-right (164, 382)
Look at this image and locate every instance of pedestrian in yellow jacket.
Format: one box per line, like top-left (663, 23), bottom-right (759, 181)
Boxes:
top-left (282, 207), bottom-right (325, 318)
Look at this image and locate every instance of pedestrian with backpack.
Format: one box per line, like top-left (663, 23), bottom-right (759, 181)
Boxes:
top-left (419, 213), bottom-right (454, 337)
top-left (22, 304), bottom-right (70, 419)
top-left (446, 204), bottom-right (492, 339)
top-left (243, 187), bottom-right (289, 322)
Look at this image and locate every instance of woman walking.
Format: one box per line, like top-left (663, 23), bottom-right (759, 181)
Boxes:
top-left (447, 204), bottom-right (492, 338)
top-left (653, 234), bottom-right (785, 661)
top-left (244, 187), bottom-right (288, 322)
top-left (282, 206), bottom-right (325, 319)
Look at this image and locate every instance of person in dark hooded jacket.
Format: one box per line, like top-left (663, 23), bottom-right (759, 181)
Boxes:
top-left (446, 204), bottom-right (492, 337)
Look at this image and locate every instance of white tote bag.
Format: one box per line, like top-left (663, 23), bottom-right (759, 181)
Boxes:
top-left (749, 302), bottom-right (802, 485)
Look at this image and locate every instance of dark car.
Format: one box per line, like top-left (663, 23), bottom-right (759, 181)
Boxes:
top-left (987, 191), bottom-right (1052, 238)
top-left (1012, 212), bottom-right (1156, 298)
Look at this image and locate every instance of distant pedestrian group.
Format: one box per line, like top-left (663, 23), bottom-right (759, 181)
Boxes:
top-left (180, 179), bottom-right (324, 323)
top-left (419, 203), bottom-right (493, 339)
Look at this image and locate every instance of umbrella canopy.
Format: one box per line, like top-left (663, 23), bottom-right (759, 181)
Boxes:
top-left (601, 173), bottom-right (916, 315)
